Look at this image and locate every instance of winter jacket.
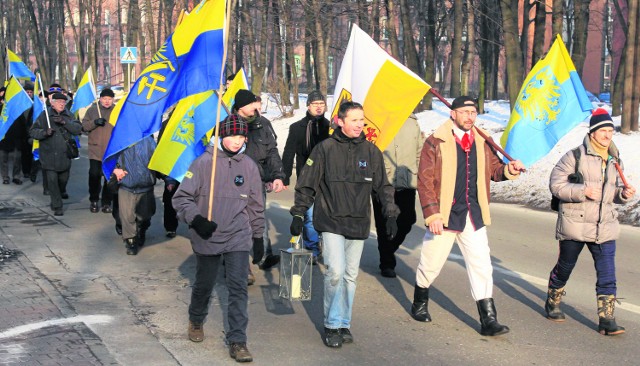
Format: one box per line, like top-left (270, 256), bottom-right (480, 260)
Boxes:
top-left (550, 135), bottom-right (629, 243)
top-left (282, 111), bottom-right (331, 185)
top-left (291, 127), bottom-right (399, 240)
top-left (245, 115), bottom-right (285, 182)
top-left (172, 145), bottom-right (265, 255)
top-left (382, 114), bottom-right (423, 190)
top-left (29, 107), bottom-right (82, 172)
top-left (0, 106), bottom-right (28, 151)
top-left (82, 102), bottom-right (115, 161)
top-left (118, 136), bottom-right (157, 193)
top-left (418, 119), bottom-right (519, 227)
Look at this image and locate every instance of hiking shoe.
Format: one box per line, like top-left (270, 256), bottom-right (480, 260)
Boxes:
top-left (340, 328), bottom-right (353, 343)
top-left (323, 327), bottom-right (343, 348)
top-left (188, 321), bottom-right (204, 342)
top-left (229, 342), bottom-right (253, 362)
top-left (380, 268), bottom-right (397, 278)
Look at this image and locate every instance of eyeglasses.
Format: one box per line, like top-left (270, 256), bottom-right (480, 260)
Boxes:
top-left (454, 110), bottom-right (478, 117)
top-left (310, 102), bottom-right (325, 106)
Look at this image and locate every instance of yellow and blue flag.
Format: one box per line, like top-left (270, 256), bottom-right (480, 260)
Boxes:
top-left (222, 69), bottom-right (249, 109)
top-left (0, 77), bottom-right (33, 141)
top-left (7, 48), bottom-right (36, 81)
top-left (148, 91), bottom-right (228, 181)
top-left (103, 0), bottom-right (226, 178)
top-left (32, 76), bottom-right (47, 160)
top-left (70, 66), bottom-right (97, 113)
top-left (501, 35), bottom-right (592, 167)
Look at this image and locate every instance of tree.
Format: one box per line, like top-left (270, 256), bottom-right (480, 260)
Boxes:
top-left (450, 0), bottom-right (463, 96)
top-left (621, 0), bottom-right (638, 133)
top-left (500, 0), bottom-right (524, 111)
top-left (571, 0), bottom-right (590, 76)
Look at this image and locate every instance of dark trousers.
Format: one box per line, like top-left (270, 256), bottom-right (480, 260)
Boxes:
top-left (162, 184), bottom-right (179, 232)
top-left (21, 142), bottom-right (34, 177)
top-left (89, 159), bottom-right (113, 205)
top-left (373, 188), bottom-right (417, 270)
top-left (189, 251), bottom-right (249, 343)
top-left (0, 149), bottom-right (22, 179)
top-left (548, 239), bottom-right (617, 296)
top-left (112, 192), bottom-right (122, 228)
top-left (44, 169), bottom-right (70, 210)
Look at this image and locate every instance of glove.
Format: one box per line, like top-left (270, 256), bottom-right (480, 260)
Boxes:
top-left (50, 115), bottom-right (65, 125)
top-left (386, 217), bottom-right (398, 240)
top-left (191, 214), bottom-right (217, 239)
top-left (252, 237), bottom-right (264, 264)
top-left (46, 128), bottom-right (55, 136)
top-left (290, 215), bottom-right (304, 236)
top-left (94, 118), bottom-right (107, 126)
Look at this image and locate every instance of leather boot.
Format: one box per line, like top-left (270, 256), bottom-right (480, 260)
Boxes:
top-left (136, 225), bottom-right (147, 247)
top-left (125, 238), bottom-right (138, 255)
top-left (597, 294), bottom-right (625, 335)
top-left (411, 285), bottom-right (432, 322)
top-left (476, 298), bottom-right (510, 336)
top-left (545, 287), bottom-right (566, 322)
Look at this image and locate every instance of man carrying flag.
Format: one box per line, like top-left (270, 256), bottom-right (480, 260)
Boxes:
top-left (82, 88), bottom-right (116, 214)
top-left (411, 96), bottom-right (525, 336)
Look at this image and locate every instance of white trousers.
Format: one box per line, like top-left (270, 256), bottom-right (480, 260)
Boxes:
top-left (415, 213), bottom-right (493, 301)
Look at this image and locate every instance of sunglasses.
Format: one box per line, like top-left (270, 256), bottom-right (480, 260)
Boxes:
top-left (49, 87), bottom-right (63, 92)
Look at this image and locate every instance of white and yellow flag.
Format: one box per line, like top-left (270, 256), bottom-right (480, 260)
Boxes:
top-left (330, 24), bottom-right (430, 150)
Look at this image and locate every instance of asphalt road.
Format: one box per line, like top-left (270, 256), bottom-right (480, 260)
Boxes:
top-left (1, 142), bottom-right (639, 365)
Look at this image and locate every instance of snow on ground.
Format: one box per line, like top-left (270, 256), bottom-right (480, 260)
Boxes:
top-left (262, 94), bottom-right (640, 227)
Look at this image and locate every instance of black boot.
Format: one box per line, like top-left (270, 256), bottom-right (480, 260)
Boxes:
top-left (411, 285), bottom-right (432, 322)
top-left (545, 287), bottom-right (566, 322)
top-left (125, 238), bottom-right (138, 255)
top-left (597, 295), bottom-right (625, 335)
top-left (136, 224), bottom-right (147, 247)
top-left (476, 298), bottom-right (509, 336)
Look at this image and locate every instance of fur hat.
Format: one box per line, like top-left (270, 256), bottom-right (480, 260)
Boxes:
top-left (51, 92), bottom-right (67, 101)
top-left (232, 89), bottom-right (257, 111)
top-left (451, 96), bottom-right (477, 110)
top-left (589, 108), bottom-right (614, 133)
top-left (100, 88), bottom-right (115, 98)
top-left (219, 114), bottom-right (248, 137)
top-left (307, 90), bottom-right (325, 106)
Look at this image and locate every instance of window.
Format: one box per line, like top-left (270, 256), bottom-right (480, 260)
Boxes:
top-left (295, 28), bottom-right (301, 40)
top-left (328, 56), bottom-right (334, 81)
top-left (294, 55), bottom-right (302, 78)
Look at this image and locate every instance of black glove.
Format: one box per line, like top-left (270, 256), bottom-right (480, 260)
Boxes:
top-left (46, 128), bottom-right (55, 136)
top-left (94, 118), bottom-right (107, 126)
top-left (252, 237), bottom-right (264, 264)
top-left (290, 215), bottom-right (304, 236)
top-left (386, 217), bottom-right (398, 240)
top-left (50, 115), bottom-right (64, 125)
top-left (191, 214), bottom-right (217, 239)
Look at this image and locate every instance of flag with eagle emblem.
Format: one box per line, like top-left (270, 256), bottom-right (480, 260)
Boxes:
top-left (500, 35), bottom-right (592, 167)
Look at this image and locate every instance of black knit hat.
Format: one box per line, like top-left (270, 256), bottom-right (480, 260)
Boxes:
top-left (23, 82), bottom-right (34, 91)
top-left (232, 89), bottom-right (257, 111)
top-left (589, 108), bottom-right (614, 133)
top-left (451, 96), bottom-right (477, 110)
top-left (219, 114), bottom-right (248, 137)
top-left (307, 90), bottom-right (325, 106)
top-left (100, 88), bottom-right (115, 98)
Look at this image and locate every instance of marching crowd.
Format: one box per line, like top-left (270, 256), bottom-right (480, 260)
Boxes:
top-left (0, 83), bottom-right (636, 363)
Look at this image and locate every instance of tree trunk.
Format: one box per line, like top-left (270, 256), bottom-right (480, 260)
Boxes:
top-left (385, 0), bottom-right (400, 59)
top-left (552, 0), bottom-right (563, 37)
top-left (631, 2), bottom-right (640, 132)
top-left (572, 0), bottom-right (590, 76)
top-left (371, 0), bottom-right (381, 43)
top-left (461, 0), bottom-right (475, 95)
top-left (450, 0), bottom-right (463, 96)
top-left (520, 0), bottom-right (532, 69)
top-left (399, 0), bottom-right (421, 76)
top-left (620, 0), bottom-right (637, 133)
top-left (312, 0), bottom-right (328, 95)
top-left (531, 0), bottom-right (546, 65)
top-left (500, 0), bottom-right (525, 111)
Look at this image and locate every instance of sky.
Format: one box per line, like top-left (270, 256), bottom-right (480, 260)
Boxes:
top-left (262, 95), bottom-right (640, 227)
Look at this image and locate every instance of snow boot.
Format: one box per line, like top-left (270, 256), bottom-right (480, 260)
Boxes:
top-left (476, 298), bottom-right (510, 336)
top-left (411, 285), bottom-right (432, 322)
top-left (597, 294), bottom-right (625, 335)
top-left (545, 287), bottom-right (566, 322)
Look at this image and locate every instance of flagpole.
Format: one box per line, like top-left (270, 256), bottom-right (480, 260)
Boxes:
top-left (37, 73), bottom-right (51, 129)
top-left (428, 88), bottom-right (516, 162)
top-left (613, 162), bottom-right (630, 189)
top-left (88, 66), bottom-right (102, 119)
top-left (207, 0), bottom-right (232, 221)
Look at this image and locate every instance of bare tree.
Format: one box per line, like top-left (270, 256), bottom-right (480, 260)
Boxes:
top-left (571, 0), bottom-right (590, 76)
top-left (531, 0), bottom-right (547, 65)
top-left (621, 0), bottom-right (638, 133)
top-left (450, 0), bottom-right (463, 96)
top-left (500, 0), bottom-right (524, 111)
top-left (552, 0), bottom-right (563, 36)
top-left (460, 0), bottom-right (476, 95)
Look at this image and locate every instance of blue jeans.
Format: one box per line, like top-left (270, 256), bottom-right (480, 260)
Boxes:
top-left (303, 205), bottom-right (320, 256)
top-left (548, 239), bottom-right (617, 296)
top-left (322, 232), bottom-right (364, 329)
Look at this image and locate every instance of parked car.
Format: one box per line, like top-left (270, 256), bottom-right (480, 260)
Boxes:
top-left (598, 92), bottom-right (611, 103)
top-left (586, 91), bottom-right (606, 108)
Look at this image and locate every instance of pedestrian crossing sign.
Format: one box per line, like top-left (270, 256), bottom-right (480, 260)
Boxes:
top-left (120, 47), bottom-right (138, 64)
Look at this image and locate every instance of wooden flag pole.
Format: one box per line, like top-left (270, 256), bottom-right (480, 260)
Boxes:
top-left (613, 162), bottom-right (630, 189)
top-left (207, 0), bottom-right (233, 221)
top-left (428, 88), bottom-right (517, 162)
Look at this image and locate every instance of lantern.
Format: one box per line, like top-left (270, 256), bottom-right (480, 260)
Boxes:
top-left (279, 236), bottom-right (313, 301)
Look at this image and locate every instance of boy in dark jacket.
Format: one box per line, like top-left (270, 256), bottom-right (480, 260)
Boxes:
top-left (172, 115), bottom-right (265, 363)
top-left (290, 101), bottom-right (399, 348)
